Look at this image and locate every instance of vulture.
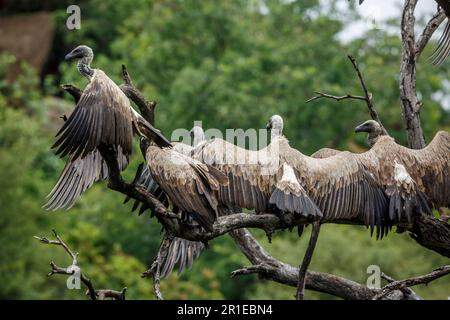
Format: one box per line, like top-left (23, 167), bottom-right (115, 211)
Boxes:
top-left (52, 45), bottom-right (171, 162)
top-left (353, 120), bottom-right (450, 216)
top-left (125, 127), bottom-right (209, 278)
top-left (193, 115), bottom-right (392, 237)
top-left (145, 127), bottom-right (228, 232)
top-left (357, 0), bottom-right (450, 65)
top-left (311, 119), bottom-right (386, 159)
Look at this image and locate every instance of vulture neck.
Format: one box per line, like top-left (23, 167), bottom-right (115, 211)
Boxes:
top-left (77, 56), bottom-right (94, 80)
top-left (367, 129), bottom-right (385, 147)
top-left (270, 128), bottom-right (283, 141)
top-left (193, 133), bottom-right (206, 147)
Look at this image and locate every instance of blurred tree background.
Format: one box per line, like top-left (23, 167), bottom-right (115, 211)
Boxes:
top-left (0, 0), bottom-right (448, 300)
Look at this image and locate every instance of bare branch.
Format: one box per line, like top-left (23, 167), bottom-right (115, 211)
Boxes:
top-left (373, 265), bottom-right (450, 300)
top-left (142, 235), bottom-right (173, 300)
top-left (415, 9), bottom-right (446, 59)
top-left (347, 55), bottom-right (388, 135)
top-left (228, 228), bottom-right (419, 300)
top-left (306, 92), bottom-right (367, 103)
top-left (35, 231), bottom-right (126, 300)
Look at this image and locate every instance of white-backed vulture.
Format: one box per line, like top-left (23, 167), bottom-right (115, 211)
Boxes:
top-left (193, 115), bottom-right (391, 237)
top-left (146, 129), bottom-right (228, 232)
top-left (52, 45), bottom-right (171, 161)
top-left (353, 120), bottom-right (450, 217)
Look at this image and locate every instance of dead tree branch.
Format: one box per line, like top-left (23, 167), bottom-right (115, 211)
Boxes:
top-left (34, 230), bottom-right (126, 300)
top-left (228, 228), bottom-right (423, 300)
top-left (415, 9), bottom-right (446, 59)
top-left (307, 55), bottom-right (387, 134)
top-left (142, 235), bottom-right (173, 300)
top-left (373, 265), bottom-right (450, 300)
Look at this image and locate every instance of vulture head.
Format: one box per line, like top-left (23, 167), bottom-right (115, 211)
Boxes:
top-left (266, 115), bottom-right (284, 139)
top-left (354, 120), bottom-right (385, 147)
top-left (65, 45), bottom-right (94, 62)
top-left (190, 126), bottom-right (206, 147)
top-left (65, 45), bottom-right (94, 79)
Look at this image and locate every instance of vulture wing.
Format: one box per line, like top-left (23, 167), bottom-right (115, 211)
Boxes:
top-left (52, 70), bottom-right (134, 160)
top-left (281, 138), bottom-right (391, 238)
top-left (52, 70), bottom-right (171, 160)
top-left (193, 137), bottom-right (322, 218)
top-left (311, 147), bottom-right (342, 159)
top-left (406, 131), bottom-right (450, 209)
top-left (357, 136), bottom-right (434, 223)
top-left (44, 147), bottom-right (128, 210)
top-left (147, 146), bottom-right (228, 232)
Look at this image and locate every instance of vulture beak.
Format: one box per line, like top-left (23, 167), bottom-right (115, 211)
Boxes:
top-left (266, 121), bottom-right (272, 130)
top-left (65, 52), bottom-right (75, 61)
top-left (65, 50), bottom-right (79, 61)
top-left (354, 123), bottom-right (367, 133)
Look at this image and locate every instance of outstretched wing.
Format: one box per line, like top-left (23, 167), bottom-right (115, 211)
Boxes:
top-left (193, 138), bottom-right (322, 218)
top-left (52, 70), bottom-right (134, 160)
top-left (44, 147), bottom-right (128, 210)
top-left (284, 142), bottom-right (391, 239)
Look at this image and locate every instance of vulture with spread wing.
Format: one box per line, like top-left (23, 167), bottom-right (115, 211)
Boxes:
top-left (52, 45), bottom-right (170, 161)
top-left (193, 115), bottom-right (391, 237)
top-left (354, 120), bottom-right (450, 217)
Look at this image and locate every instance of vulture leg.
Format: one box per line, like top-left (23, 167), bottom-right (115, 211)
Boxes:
top-left (296, 221), bottom-right (321, 300)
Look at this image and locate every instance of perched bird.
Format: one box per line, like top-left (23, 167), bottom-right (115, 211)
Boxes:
top-left (52, 45), bottom-right (170, 161)
top-left (354, 120), bottom-right (450, 217)
top-left (354, 119), bottom-right (387, 147)
top-left (193, 115), bottom-right (391, 236)
top-left (145, 130), bottom-right (228, 232)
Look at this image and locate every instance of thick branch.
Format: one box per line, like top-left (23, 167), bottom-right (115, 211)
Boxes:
top-left (119, 65), bottom-right (156, 126)
top-left (35, 230), bottom-right (126, 300)
top-left (228, 228), bottom-right (419, 300)
top-left (400, 0), bottom-right (426, 149)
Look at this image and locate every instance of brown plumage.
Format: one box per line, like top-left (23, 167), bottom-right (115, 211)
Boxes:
top-left (356, 132), bottom-right (450, 221)
top-left (44, 147), bottom-right (128, 210)
top-left (126, 128), bottom-right (209, 278)
top-left (52, 45), bottom-right (170, 161)
top-left (193, 115), bottom-right (390, 237)
top-left (146, 144), bottom-right (228, 233)
top-left (311, 147), bottom-right (342, 159)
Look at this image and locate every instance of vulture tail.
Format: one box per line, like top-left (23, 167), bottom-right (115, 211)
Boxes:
top-left (159, 238), bottom-right (205, 279)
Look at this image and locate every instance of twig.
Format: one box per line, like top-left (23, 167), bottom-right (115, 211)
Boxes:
top-left (306, 55), bottom-right (388, 135)
top-left (35, 230), bottom-right (126, 300)
top-left (306, 92), bottom-right (367, 103)
top-left (373, 265), bottom-right (450, 300)
top-left (142, 235), bottom-right (173, 300)
top-left (296, 222), bottom-right (321, 300)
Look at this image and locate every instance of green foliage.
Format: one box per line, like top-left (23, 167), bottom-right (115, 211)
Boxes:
top-left (0, 0), bottom-right (449, 300)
